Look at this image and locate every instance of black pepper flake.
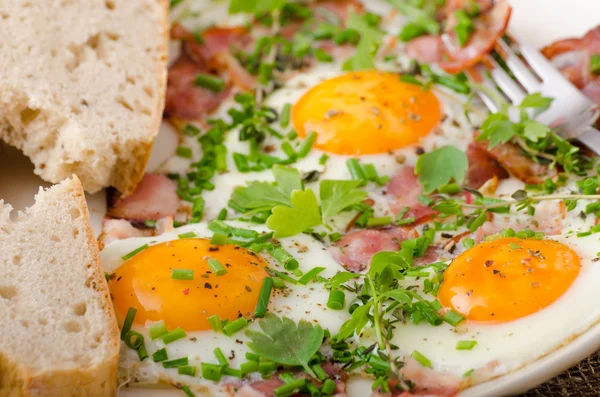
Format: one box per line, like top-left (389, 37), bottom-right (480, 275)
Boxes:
top-left (245, 286), bottom-right (252, 292)
top-left (415, 147), bottom-right (425, 155)
top-left (466, 289), bottom-right (473, 296)
top-left (485, 260), bottom-right (494, 267)
top-left (204, 283), bottom-right (212, 289)
top-left (209, 247), bottom-right (219, 252)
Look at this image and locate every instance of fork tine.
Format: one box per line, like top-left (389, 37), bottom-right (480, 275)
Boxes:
top-left (465, 67), bottom-right (503, 113)
top-left (517, 41), bottom-right (566, 83)
top-left (495, 39), bottom-right (541, 92)
top-left (486, 55), bottom-right (526, 105)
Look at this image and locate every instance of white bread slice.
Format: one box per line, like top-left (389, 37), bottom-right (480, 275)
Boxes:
top-left (0, 0), bottom-right (169, 194)
top-left (0, 176), bottom-right (119, 396)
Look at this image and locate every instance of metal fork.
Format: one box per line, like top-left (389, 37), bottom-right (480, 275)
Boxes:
top-left (449, 36), bottom-right (600, 154)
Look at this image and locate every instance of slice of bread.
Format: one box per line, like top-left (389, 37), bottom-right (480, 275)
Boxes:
top-left (0, 0), bottom-right (169, 194)
top-left (0, 176), bottom-right (119, 396)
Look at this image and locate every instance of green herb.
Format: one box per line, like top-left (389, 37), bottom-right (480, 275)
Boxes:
top-left (161, 327), bottom-right (187, 344)
top-left (255, 277), bottom-right (273, 318)
top-left (411, 350), bottom-right (432, 368)
top-left (121, 244), bottom-right (149, 261)
top-left (342, 11), bottom-right (384, 70)
top-left (415, 146), bottom-right (468, 193)
top-left (171, 269), bottom-right (194, 280)
top-left (320, 180), bottom-right (368, 219)
top-left (591, 54), bottom-right (600, 74)
top-left (456, 340), bottom-right (478, 350)
top-left (148, 320), bottom-right (168, 340)
top-left (178, 231), bottom-right (197, 239)
top-left (201, 362), bottom-right (223, 381)
top-left (121, 307), bottom-right (137, 340)
top-left (266, 189), bottom-right (321, 238)
top-left (327, 289), bottom-right (346, 310)
top-left (208, 258), bottom-right (227, 276)
top-left (152, 348), bottom-right (168, 362)
top-left (178, 365), bottom-right (197, 376)
top-left (453, 10), bottom-right (474, 46)
top-left (389, 0), bottom-right (441, 42)
top-left (194, 73), bottom-right (226, 92)
top-left (298, 267), bottom-right (326, 285)
top-left (176, 146), bottom-right (193, 159)
top-left (223, 317), bottom-right (248, 336)
top-left (246, 314), bottom-right (324, 377)
top-left (163, 357), bottom-right (189, 368)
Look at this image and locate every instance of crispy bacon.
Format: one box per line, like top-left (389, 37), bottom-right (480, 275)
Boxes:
top-left (165, 54), bottom-right (232, 120)
top-left (473, 140), bottom-right (556, 184)
top-left (440, 1), bottom-right (511, 74)
top-left (332, 227), bottom-right (419, 272)
top-left (386, 167), bottom-right (436, 222)
top-left (99, 219), bottom-right (151, 248)
top-left (465, 142), bottom-right (509, 189)
top-left (405, 35), bottom-right (446, 64)
top-left (108, 174), bottom-right (179, 222)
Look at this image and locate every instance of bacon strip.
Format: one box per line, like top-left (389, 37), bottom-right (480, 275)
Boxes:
top-left (108, 174), bottom-right (179, 222)
top-left (99, 219), bottom-right (152, 248)
top-left (440, 1), bottom-right (512, 74)
top-left (386, 167), bottom-right (436, 222)
top-left (405, 35), bottom-right (446, 64)
top-left (465, 142), bottom-right (509, 189)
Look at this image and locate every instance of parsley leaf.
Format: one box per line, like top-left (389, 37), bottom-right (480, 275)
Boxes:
top-left (477, 113), bottom-right (516, 148)
top-left (334, 302), bottom-right (373, 342)
top-left (388, 0), bottom-right (440, 42)
top-left (519, 92), bottom-right (554, 114)
top-left (453, 10), bottom-right (474, 46)
top-left (415, 146), bottom-right (468, 193)
top-left (328, 272), bottom-right (363, 290)
top-left (342, 11), bottom-right (384, 70)
top-left (320, 180), bottom-right (368, 219)
top-left (522, 120), bottom-right (551, 143)
top-left (273, 165), bottom-right (303, 196)
top-left (229, 166), bottom-right (301, 212)
top-left (266, 189), bottom-right (321, 238)
top-left (246, 314), bottom-right (324, 377)
top-left (229, 0), bottom-right (285, 14)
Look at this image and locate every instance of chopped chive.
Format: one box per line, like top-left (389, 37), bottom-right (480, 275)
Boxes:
top-left (217, 208), bottom-right (228, 220)
top-left (327, 289), bottom-right (345, 310)
top-left (280, 103), bottom-right (291, 128)
top-left (148, 320), bottom-right (167, 340)
top-left (281, 141), bottom-right (297, 158)
top-left (258, 361), bottom-right (277, 374)
top-left (400, 74), bottom-right (423, 86)
top-left (163, 357), bottom-right (189, 368)
top-left (314, 48), bottom-right (333, 62)
top-left (240, 360), bottom-right (259, 373)
top-left (366, 216), bottom-right (393, 227)
top-left (267, 268), bottom-right (298, 284)
top-left (223, 317), bottom-right (248, 336)
top-left (463, 368), bottom-right (475, 377)
top-left (152, 348), bottom-right (168, 362)
top-left (462, 237), bottom-right (475, 249)
top-left (443, 310), bottom-right (465, 327)
top-left (231, 227), bottom-right (259, 239)
top-left (210, 233), bottom-right (229, 245)
top-left (182, 124), bottom-right (201, 136)
top-left (577, 230), bottom-right (592, 237)
top-left (161, 327), bottom-right (187, 344)
top-left (176, 146), bottom-right (193, 158)
top-left (298, 267), bottom-right (326, 285)
top-left (246, 352), bottom-right (260, 361)
top-left (268, 246), bottom-right (299, 270)
top-left (121, 244), bottom-right (149, 261)
top-left (347, 158), bottom-right (366, 182)
top-left (591, 54), bottom-right (600, 74)
top-left (208, 314), bottom-right (222, 332)
top-left (319, 154), bottom-right (329, 165)
top-left (255, 277), bottom-right (273, 318)
top-left (329, 232), bottom-right (342, 242)
top-left (178, 365), bottom-right (197, 376)
top-left (321, 378), bottom-right (336, 395)
top-left (120, 307), bottom-right (137, 340)
top-left (192, 196), bottom-right (205, 219)
top-left (274, 379), bottom-right (306, 396)
top-left (223, 367), bottom-right (245, 378)
top-left (194, 73), bottom-right (226, 92)
top-left (144, 219), bottom-right (157, 228)
top-left (178, 231), bottom-right (197, 239)
top-left (123, 330), bottom-right (144, 349)
top-left (214, 347), bottom-right (229, 366)
top-left (411, 350), bottom-right (432, 368)
top-left (181, 385), bottom-right (195, 397)
top-left (311, 363), bottom-right (328, 381)
top-left (137, 343), bottom-right (149, 361)
top-left (456, 340), bottom-right (478, 350)
top-left (171, 268), bottom-right (194, 280)
top-left (208, 258), bottom-right (227, 276)
top-left (272, 277), bottom-right (285, 289)
top-left (233, 152), bottom-right (250, 172)
top-left (279, 372), bottom-right (296, 383)
top-left (201, 362), bottom-right (223, 381)
top-left (258, 62), bottom-right (274, 84)
top-left (406, 270), bottom-right (429, 277)
top-left (297, 132), bottom-right (317, 158)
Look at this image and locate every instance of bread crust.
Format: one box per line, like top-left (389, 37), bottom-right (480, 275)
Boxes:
top-left (0, 176), bottom-right (120, 396)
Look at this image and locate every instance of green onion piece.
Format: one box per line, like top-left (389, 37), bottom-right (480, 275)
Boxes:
top-left (178, 365), bottom-right (197, 376)
top-left (411, 350), bottom-right (432, 368)
top-left (366, 216), bottom-right (393, 227)
top-left (578, 230), bottom-right (592, 238)
top-left (443, 310), bottom-right (465, 327)
top-left (268, 246), bottom-right (299, 270)
top-left (438, 183), bottom-right (461, 194)
top-left (255, 277), bottom-right (273, 318)
top-left (192, 197), bottom-right (205, 221)
top-left (321, 378), bottom-right (336, 395)
top-left (201, 362), bottom-right (223, 381)
top-left (182, 124), bottom-right (201, 136)
top-left (327, 289), bottom-right (345, 310)
top-left (297, 132), bottom-right (317, 158)
top-left (148, 320), bottom-right (168, 340)
top-left (144, 219), bottom-right (157, 228)
top-left (233, 153), bottom-right (250, 172)
top-left (456, 340), bottom-right (478, 350)
top-left (279, 372), bottom-right (296, 383)
top-left (346, 158), bottom-right (366, 182)
top-left (223, 367), bottom-right (245, 378)
top-left (246, 352), bottom-right (260, 361)
top-left (178, 231), bottom-right (197, 239)
top-left (152, 347), bottom-right (168, 362)
top-left (137, 343), bottom-right (149, 361)
top-left (217, 208), bottom-right (228, 220)
top-left (462, 237), bottom-right (475, 249)
top-left (161, 327), bottom-right (187, 344)
top-left (280, 103), bottom-right (291, 128)
top-left (298, 267), bottom-right (326, 285)
top-left (214, 347), bottom-right (229, 366)
top-left (258, 63), bottom-right (274, 85)
top-left (591, 54), bottom-right (600, 74)
top-left (274, 379), bottom-right (306, 396)
top-left (208, 314), bottom-right (222, 332)
top-left (329, 232), bottom-right (342, 242)
top-left (181, 385), bottom-right (195, 397)
top-left (194, 73), bottom-right (226, 92)
top-left (400, 74), bottom-right (423, 86)
top-left (171, 268), bottom-right (194, 281)
top-left (258, 361), bottom-right (277, 374)
top-left (231, 227), bottom-right (259, 239)
top-left (267, 268), bottom-right (298, 284)
top-left (223, 317), bottom-right (248, 336)
top-left (176, 146), bottom-right (193, 158)
top-left (208, 258), bottom-right (228, 276)
top-left (163, 356), bottom-right (189, 369)
top-left (240, 360), bottom-right (259, 373)
top-left (463, 368), bottom-right (475, 377)
top-left (311, 363), bottom-right (328, 381)
top-left (120, 307), bottom-right (137, 340)
top-left (272, 277), bottom-right (285, 289)
top-left (281, 141), bottom-right (297, 158)
top-left (121, 244), bottom-right (149, 260)
top-left (319, 154), bottom-right (329, 165)
top-left (210, 233), bottom-right (229, 245)
top-left (314, 48), bottom-right (333, 62)
top-left (123, 330), bottom-right (144, 349)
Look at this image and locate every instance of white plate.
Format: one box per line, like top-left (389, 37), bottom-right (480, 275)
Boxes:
top-left (1, 0), bottom-right (599, 395)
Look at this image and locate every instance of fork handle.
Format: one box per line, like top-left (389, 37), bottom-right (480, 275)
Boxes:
top-left (578, 128), bottom-right (600, 156)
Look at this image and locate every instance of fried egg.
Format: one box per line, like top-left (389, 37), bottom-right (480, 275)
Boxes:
top-left (102, 221), bottom-right (350, 395)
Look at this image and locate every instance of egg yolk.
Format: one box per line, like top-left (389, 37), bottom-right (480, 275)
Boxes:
top-left (109, 239), bottom-right (268, 331)
top-left (437, 237), bottom-right (580, 323)
top-left (291, 70), bottom-right (441, 155)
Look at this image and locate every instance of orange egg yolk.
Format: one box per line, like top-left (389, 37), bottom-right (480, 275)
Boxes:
top-left (291, 70), bottom-right (442, 155)
top-left (109, 239), bottom-right (268, 331)
top-left (437, 237), bottom-right (580, 323)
